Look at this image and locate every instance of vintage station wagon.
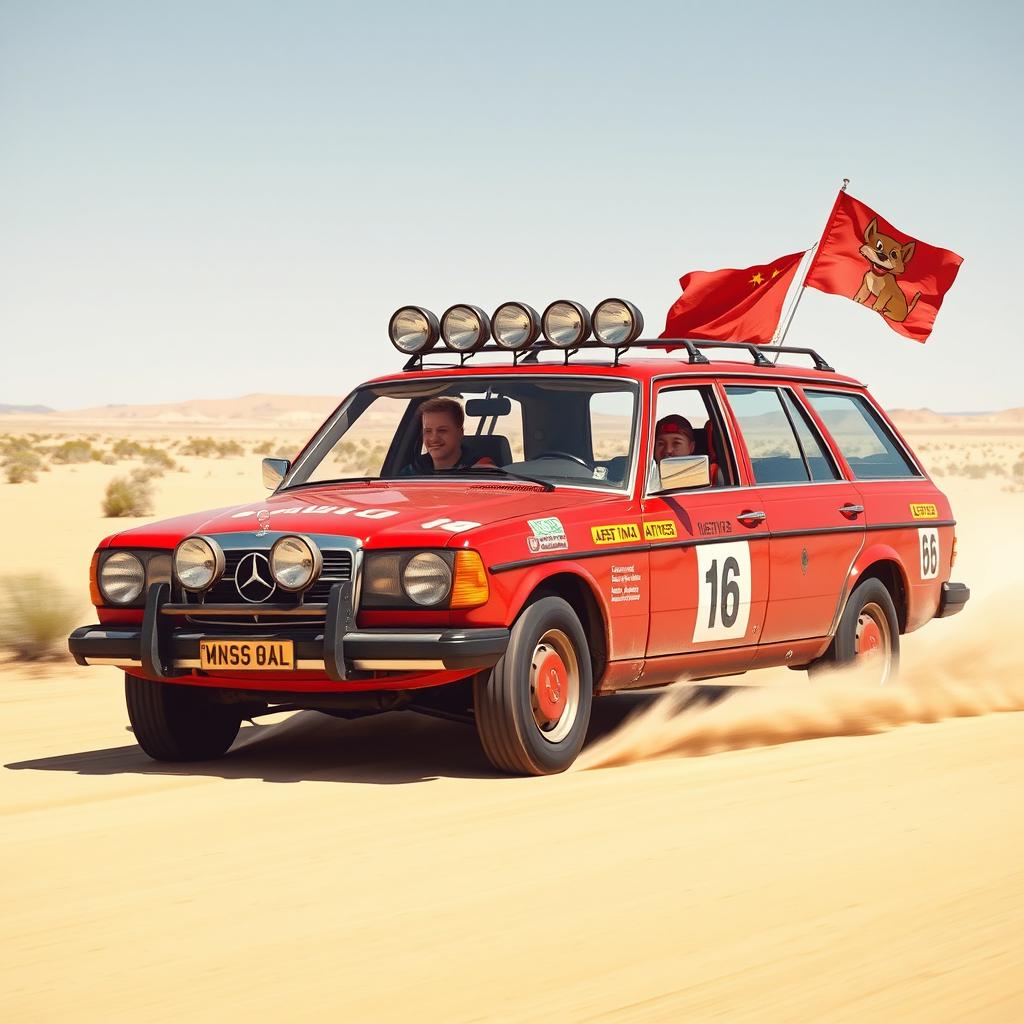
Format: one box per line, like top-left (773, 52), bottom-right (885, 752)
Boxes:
top-left (69, 299), bottom-right (969, 774)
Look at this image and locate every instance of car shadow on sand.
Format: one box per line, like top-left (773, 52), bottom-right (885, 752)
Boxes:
top-left (5, 689), bottom-right (704, 786)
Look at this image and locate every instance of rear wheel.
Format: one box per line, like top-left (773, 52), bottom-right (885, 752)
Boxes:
top-left (125, 674), bottom-right (242, 761)
top-left (474, 596), bottom-right (593, 775)
top-left (809, 578), bottom-right (900, 685)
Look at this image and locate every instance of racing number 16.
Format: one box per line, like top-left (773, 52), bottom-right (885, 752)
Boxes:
top-left (694, 541), bottom-right (752, 643)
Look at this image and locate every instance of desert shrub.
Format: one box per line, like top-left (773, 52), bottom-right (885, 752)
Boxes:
top-left (141, 446), bottom-right (176, 472)
top-left (51, 439), bottom-right (94, 464)
top-left (216, 440), bottom-right (244, 457)
top-left (4, 448), bottom-right (43, 483)
top-left (0, 574), bottom-right (81, 660)
top-left (100, 453), bottom-right (117, 465)
top-left (112, 439), bottom-right (144, 458)
top-left (275, 444), bottom-right (293, 458)
top-left (102, 469), bottom-right (154, 517)
top-left (181, 436), bottom-right (219, 457)
top-left (254, 440), bottom-right (273, 455)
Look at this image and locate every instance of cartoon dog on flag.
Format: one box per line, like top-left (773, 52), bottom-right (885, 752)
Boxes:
top-left (854, 218), bottom-right (922, 323)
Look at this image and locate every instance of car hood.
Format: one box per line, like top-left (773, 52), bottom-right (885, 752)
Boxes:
top-left (104, 480), bottom-right (622, 549)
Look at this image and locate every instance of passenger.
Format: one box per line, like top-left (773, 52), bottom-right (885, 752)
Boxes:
top-left (400, 397), bottom-right (496, 475)
top-left (653, 414), bottom-right (696, 462)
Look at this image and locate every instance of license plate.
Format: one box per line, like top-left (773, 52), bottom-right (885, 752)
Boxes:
top-left (199, 639), bottom-right (294, 671)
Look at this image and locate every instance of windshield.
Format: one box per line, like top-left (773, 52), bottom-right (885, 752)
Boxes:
top-left (286, 375), bottom-right (640, 491)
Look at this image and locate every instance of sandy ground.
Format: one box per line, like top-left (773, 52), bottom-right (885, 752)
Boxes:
top-left (2, 425), bottom-right (1023, 1022)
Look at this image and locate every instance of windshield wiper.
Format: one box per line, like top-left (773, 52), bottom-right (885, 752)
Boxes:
top-left (408, 467), bottom-right (555, 492)
top-left (280, 477), bottom-right (379, 490)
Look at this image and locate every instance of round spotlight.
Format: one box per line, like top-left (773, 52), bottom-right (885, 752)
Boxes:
top-left (440, 304), bottom-right (491, 352)
top-left (492, 302), bottom-right (542, 351)
top-left (173, 536), bottom-right (225, 593)
top-left (593, 298), bottom-right (644, 347)
top-left (389, 306), bottom-right (440, 355)
top-left (542, 300), bottom-right (592, 348)
top-left (270, 535), bottom-right (323, 593)
top-left (99, 551), bottom-right (146, 605)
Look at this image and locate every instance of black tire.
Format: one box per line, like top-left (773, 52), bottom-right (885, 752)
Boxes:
top-left (809, 578), bottom-right (900, 685)
top-left (474, 595), bottom-right (593, 776)
top-left (125, 674), bottom-right (242, 761)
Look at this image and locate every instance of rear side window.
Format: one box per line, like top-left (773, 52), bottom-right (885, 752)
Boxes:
top-left (804, 390), bottom-right (919, 480)
top-left (725, 386), bottom-right (809, 484)
top-left (781, 391), bottom-right (839, 481)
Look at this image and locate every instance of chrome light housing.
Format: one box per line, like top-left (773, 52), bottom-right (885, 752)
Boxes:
top-left (542, 300), bottom-right (591, 348)
top-left (389, 306), bottom-right (440, 355)
top-left (269, 534), bottom-right (322, 592)
top-left (173, 536), bottom-right (225, 593)
top-left (402, 552), bottom-right (453, 606)
top-left (99, 551), bottom-right (146, 605)
top-left (492, 301), bottom-right (541, 351)
top-left (440, 304), bottom-right (491, 352)
top-left (593, 297), bottom-right (644, 347)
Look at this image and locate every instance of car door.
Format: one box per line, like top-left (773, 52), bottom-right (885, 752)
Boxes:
top-left (642, 381), bottom-right (769, 666)
top-left (721, 383), bottom-right (865, 645)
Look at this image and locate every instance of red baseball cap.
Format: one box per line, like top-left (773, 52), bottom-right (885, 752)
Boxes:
top-left (655, 414), bottom-right (694, 440)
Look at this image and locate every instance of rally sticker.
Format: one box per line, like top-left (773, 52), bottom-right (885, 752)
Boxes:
top-left (527, 517), bottom-right (569, 553)
top-left (910, 503), bottom-right (938, 520)
top-left (643, 520), bottom-right (678, 542)
top-left (610, 563), bottom-right (643, 604)
top-left (591, 523), bottom-right (642, 545)
top-left (693, 541), bottom-right (752, 643)
top-left (919, 527), bottom-right (940, 580)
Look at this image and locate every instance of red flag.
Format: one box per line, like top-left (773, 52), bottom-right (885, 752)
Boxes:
top-left (659, 251), bottom-right (805, 346)
top-left (804, 191), bottom-right (963, 343)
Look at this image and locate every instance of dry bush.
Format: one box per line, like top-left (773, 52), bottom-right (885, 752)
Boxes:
top-left (4, 448), bottom-right (43, 483)
top-left (181, 437), bottom-right (218, 457)
top-left (275, 444), bottom-right (294, 458)
top-left (51, 439), bottom-right (95, 464)
top-left (216, 439), bottom-right (244, 457)
top-left (102, 469), bottom-right (155, 517)
top-left (254, 440), bottom-right (273, 455)
top-left (0, 574), bottom-right (81, 660)
top-left (112, 439), bottom-right (144, 458)
top-left (141, 446), bottom-right (176, 473)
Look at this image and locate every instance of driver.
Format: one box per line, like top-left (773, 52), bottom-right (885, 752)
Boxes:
top-left (400, 397), bottom-right (496, 475)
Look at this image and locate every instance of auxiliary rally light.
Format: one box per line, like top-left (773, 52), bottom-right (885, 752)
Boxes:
top-left (541, 300), bottom-right (592, 348)
top-left (440, 304), bottom-right (491, 352)
top-left (389, 306), bottom-right (440, 355)
top-left (593, 297), bottom-right (644, 347)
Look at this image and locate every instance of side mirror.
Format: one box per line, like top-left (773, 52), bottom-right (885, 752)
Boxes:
top-left (262, 457), bottom-right (290, 490)
top-left (650, 455), bottom-right (711, 493)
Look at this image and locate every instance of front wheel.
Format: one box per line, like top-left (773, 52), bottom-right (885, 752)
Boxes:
top-left (474, 596), bottom-right (593, 775)
top-left (809, 578), bottom-right (900, 685)
top-left (125, 674), bottom-right (242, 761)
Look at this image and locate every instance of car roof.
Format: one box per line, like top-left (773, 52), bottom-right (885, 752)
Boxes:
top-left (365, 355), bottom-right (865, 390)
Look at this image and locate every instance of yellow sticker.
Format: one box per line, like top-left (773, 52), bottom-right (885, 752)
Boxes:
top-left (591, 523), bottom-right (642, 545)
top-left (910, 502), bottom-right (938, 519)
top-left (643, 520), bottom-right (678, 541)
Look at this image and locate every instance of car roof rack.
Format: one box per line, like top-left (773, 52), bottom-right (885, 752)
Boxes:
top-left (403, 339), bottom-right (834, 373)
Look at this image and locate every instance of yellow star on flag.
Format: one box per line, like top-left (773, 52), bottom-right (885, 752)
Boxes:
top-left (771, 268), bottom-right (781, 278)
top-left (750, 272), bottom-right (764, 286)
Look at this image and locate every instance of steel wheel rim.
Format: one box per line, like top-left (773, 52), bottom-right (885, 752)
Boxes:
top-left (854, 601), bottom-right (893, 685)
top-left (529, 628), bottom-right (581, 744)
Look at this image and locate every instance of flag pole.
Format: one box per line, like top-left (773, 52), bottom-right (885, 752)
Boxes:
top-left (771, 177), bottom-right (849, 359)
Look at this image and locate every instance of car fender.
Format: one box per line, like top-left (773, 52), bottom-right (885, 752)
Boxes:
top-left (829, 540), bottom-right (912, 637)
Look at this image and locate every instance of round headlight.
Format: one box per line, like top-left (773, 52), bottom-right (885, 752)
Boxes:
top-left (441, 304), bottom-right (491, 352)
top-left (492, 302), bottom-right (541, 351)
top-left (270, 535), bottom-right (322, 592)
top-left (99, 551), bottom-right (146, 605)
top-left (542, 300), bottom-right (591, 348)
top-left (389, 306), bottom-right (440, 355)
top-left (173, 536), bottom-right (225, 593)
top-left (593, 298), bottom-right (645, 347)
top-left (402, 552), bottom-right (453, 606)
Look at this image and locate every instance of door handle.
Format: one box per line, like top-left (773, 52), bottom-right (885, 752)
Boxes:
top-left (839, 503), bottom-right (864, 519)
top-left (736, 510), bottom-right (766, 527)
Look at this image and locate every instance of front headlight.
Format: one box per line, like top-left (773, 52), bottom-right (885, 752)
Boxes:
top-left (99, 551), bottom-right (146, 605)
top-left (174, 536), bottom-right (225, 593)
top-left (402, 552), bottom-right (453, 606)
top-left (270, 535), bottom-right (322, 592)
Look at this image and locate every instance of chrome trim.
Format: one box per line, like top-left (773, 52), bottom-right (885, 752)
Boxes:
top-left (352, 659), bottom-right (447, 670)
top-left (84, 657), bottom-right (143, 668)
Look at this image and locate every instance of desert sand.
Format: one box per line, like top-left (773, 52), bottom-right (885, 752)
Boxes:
top-left (1, 410), bottom-right (1023, 1022)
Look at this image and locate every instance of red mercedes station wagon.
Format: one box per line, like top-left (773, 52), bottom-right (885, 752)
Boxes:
top-left (69, 299), bottom-right (969, 775)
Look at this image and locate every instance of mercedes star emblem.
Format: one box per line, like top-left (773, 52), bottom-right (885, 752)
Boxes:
top-left (235, 552), bottom-right (276, 603)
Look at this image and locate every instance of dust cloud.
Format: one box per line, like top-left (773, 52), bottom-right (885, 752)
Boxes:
top-left (579, 591), bottom-right (1024, 770)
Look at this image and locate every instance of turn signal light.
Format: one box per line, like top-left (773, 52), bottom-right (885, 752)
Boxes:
top-left (450, 550), bottom-right (489, 608)
top-left (89, 550), bottom-right (102, 607)
top-left (951, 534), bottom-right (957, 568)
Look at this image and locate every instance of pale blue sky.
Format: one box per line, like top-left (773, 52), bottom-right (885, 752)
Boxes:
top-left (2, 0), bottom-right (1022, 411)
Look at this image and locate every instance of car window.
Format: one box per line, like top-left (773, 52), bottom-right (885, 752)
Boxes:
top-left (804, 390), bottom-right (919, 480)
top-left (650, 385), bottom-right (735, 489)
top-left (725, 386), bottom-right (809, 485)
top-left (781, 390), bottom-right (840, 481)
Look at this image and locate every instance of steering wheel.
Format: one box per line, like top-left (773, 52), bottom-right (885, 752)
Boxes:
top-left (532, 450), bottom-right (592, 469)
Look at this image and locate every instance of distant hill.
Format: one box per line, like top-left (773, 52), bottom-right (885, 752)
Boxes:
top-left (0, 403), bottom-right (55, 415)
top-left (55, 393), bottom-right (342, 426)
top-left (888, 408), bottom-right (1024, 431)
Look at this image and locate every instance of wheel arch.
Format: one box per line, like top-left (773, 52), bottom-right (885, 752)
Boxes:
top-left (848, 550), bottom-right (910, 634)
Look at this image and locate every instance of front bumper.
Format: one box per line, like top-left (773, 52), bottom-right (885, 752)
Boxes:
top-left (69, 581), bottom-right (508, 681)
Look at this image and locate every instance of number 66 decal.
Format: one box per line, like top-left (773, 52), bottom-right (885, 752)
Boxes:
top-left (918, 527), bottom-right (939, 580)
top-left (694, 541), bottom-right (752, 642)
